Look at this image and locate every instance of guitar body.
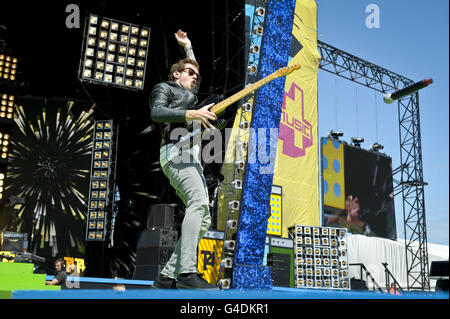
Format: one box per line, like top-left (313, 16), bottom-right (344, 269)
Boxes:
top-left (186, 94), bottom-right (227, 132)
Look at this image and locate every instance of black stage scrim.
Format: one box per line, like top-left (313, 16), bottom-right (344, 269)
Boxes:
top-left (5, 97), bottom-right (93, 266)
top-left (322, 138), bottom-right (397, 240)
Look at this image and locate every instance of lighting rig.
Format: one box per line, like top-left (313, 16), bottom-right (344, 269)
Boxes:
top-left (85, 120), bottom-right (119, 242)
top-left (217, 0), bottom-right (267, 290)
top-left (351, 137), bottom-right (364, 148)
top-left (78, 14), bottom-right (151, 90)
top-left (289, 225), bottom-right (350, 290)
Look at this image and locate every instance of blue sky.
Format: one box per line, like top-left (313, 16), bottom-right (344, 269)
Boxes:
top-left (315, 0), bottom-right (449, 245)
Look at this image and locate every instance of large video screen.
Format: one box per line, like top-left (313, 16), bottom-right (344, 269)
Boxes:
top-left (321, 138), bottom-right (397, 240)
top-left (2, 98), bottom-right (93, 268)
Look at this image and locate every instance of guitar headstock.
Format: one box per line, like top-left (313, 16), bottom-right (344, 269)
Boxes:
top-left (273, 63), bottom-right (301, 78)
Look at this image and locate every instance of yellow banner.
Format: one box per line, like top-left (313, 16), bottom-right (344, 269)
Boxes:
top-left (274, 0), bottom-right (321, 237)
top-left (217, 0), bottom-right (320, 235)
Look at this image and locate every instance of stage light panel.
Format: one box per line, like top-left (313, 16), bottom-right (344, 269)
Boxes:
top-left (0, 170), bottom-right (6, 199)
top-left (86, 120), bottom-right (116, 241)
top-left (290, 225), bottom-right (350, 290)
top-left (0, 54), bottom-right (18, 82)
top-left (0, 93), bottom-right (15, 122)
top-left (228, 200), bottom-right (240, 210)
top-left (79, 14), bottom-right (151, 90)
top-left (0, 131), bottom-right (11, 162)
top-left (267, 185), bottom-right (282, 236)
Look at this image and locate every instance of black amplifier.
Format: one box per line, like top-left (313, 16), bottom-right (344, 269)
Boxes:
top-left (0, 231), bottom-right (29, 252)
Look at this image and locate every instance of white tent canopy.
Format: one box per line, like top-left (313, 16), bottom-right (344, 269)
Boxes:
top-left (346, 234), bottom-right (448, 290)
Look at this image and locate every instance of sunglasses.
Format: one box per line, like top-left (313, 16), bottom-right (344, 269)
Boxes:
top-left (182, 67), bottom-right (201, 80)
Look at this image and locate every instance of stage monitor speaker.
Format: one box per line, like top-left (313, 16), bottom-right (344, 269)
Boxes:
top-left (147, 204), bottom-right (175, 230)
top-left (435, 279), bottom-right (449, 292)
top-left (0, 232), bottom-right (28, 252)
top-left (350, 278), bottom-right (368, 290)
top-left (430, 261), bottom-right (449, 277)
top-left (134, 229), bottom-right (178, 280)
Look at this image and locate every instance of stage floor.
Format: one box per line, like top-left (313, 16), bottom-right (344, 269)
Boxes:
top-left (8, 281), bottom-right (449, 300)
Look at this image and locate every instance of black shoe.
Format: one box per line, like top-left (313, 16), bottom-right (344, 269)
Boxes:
top-left (152, 275), bottom-right (177, 289)
top-left (176, 273), bottom-right (219, 290)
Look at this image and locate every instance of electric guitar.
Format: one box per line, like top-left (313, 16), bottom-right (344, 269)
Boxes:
top-left (178, 63), bottom-right (301, 147)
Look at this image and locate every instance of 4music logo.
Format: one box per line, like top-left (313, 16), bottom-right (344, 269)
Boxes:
top-left (278, 83), bottom-right (313, 158)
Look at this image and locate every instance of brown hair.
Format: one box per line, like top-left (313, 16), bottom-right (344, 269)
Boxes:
top-left (168, 58), bottom-right (199, 81)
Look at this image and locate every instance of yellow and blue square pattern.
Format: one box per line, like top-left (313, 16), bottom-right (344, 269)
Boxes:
top-left (322, 138), bottom-right (345, 209)
top-left (267, 185), bottom-right (282, 236)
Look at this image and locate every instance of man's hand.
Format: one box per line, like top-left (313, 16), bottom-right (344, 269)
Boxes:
top-left (185, 103), bottom-right (217, 129)
top-left (175, 29), bottom-right (191, 48)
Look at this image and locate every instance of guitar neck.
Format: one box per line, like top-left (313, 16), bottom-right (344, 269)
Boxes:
top-left (210, 73), bottom-right (276, 114)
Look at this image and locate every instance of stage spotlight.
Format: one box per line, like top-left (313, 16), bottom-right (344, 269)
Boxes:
top-left (370, 142), bottom-right (384, 152)
top-left (247, 65), bottom-right (257, 75)
top-left (231, 179), bottom-right (242, 189)
top-left (383, 78), bottom-right (433, 104)
top-left (228, 200), bottom-right (240, 210)
top-left (234, 160), bottom-right (245, 171)
top-left (253, 25), bottom-right (264, 36)
top-left (218, 278), bottom-right (231, 289)
top-left (239, 121), bottom-right (250, 130)
top-left (351, 137), bottom-right (364, 148)
top-left (255, 7), bottom-right (266, 16)
top-left (249, 44), bottom-right (260, 54)
top-left (328, 130), bottom-right (344, 139)
top-left (224, 240), bottom-right (236, 251)
top-left (79, 14), bottom-right (151, 90)
top-left (238, 141), bottom-right (248, 151)
top-left (220, 257), bottom-right (233, 268)
top-left (241, 102), bottom-right (253, 113)
top-left (226, 219), bottom-right (238, 230)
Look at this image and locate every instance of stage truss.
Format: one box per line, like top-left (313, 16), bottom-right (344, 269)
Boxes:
top-left (318, 40), bottom-right (430, 291)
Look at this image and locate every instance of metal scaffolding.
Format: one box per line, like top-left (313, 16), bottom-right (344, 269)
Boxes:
top-left (317, 40), bottom-right (430, 290)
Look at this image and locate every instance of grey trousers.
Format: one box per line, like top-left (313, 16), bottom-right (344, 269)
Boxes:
top-left (160, 161), bottom-right (211, 279)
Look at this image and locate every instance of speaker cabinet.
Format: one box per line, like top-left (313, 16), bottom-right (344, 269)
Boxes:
top-left (146, 204), bottom-right (175, 230)
top-left (134, 229), bottom-right (178, 280)
top-left (0, 232), bottom-right (28, 252)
